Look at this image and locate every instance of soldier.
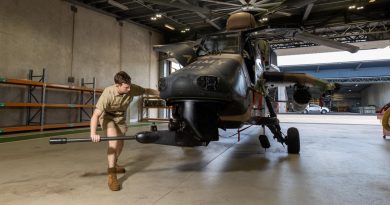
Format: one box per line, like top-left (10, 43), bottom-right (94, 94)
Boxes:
top-left (90, 71), bottom-right (159, 191)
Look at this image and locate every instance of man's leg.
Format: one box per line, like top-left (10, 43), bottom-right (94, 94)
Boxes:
top-left (106, 127), bottom-right (119, 168)
top-left (106, 127), bottom-right (121, 191)
top-left (114, 126), bottom-right (127, 173)
top-left (114, 139), bottom-right (126, 173)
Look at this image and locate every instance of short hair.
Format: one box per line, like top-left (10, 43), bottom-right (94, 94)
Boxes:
top-left (114, 71), bottom-right (131, 85)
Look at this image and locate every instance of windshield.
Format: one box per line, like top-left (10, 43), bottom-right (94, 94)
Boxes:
top-left (199, 32), bottom-right (241, 55)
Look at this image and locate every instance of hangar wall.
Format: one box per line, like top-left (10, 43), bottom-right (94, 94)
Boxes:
top-left (0, 0), bottom-right (163, 127)
top-left (361, 84), bottom-right (390, 109)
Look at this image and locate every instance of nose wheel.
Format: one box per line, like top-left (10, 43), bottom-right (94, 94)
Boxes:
top-left (259, 134), bottom-right (270, 149)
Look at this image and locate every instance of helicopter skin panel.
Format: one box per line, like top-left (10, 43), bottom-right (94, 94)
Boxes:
top-left (153, 41), bottom-right (198, 67)
top-left (159, 54), bottom-right (253, 116)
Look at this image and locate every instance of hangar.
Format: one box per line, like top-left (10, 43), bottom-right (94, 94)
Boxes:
top-left (1, 0), bottom-right (390, 204)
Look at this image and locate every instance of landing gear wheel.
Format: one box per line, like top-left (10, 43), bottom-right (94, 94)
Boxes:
top-left (259, 135), bottom-right (270, 149)
top-left (286, 127), bottom-right (300, 154)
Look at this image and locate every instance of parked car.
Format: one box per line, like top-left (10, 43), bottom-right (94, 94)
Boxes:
top-left (303, 104), bottom-right (330, 114)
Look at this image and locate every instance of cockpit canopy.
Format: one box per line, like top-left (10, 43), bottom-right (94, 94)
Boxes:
top-left (198, 32), bottom-right (242, 56)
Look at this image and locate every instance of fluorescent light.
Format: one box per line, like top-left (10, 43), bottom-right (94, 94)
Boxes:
top-left (164, 24), bottom-right (175, 30)
top-left (357, 6), bottom-right (364, 10)
top-left (156, 13), bottom-right (162, 18)
top-left (185, 28), bottom-right (190, 31)
top-left (151, 16), bottom-right (157, 21)
top-left (107, 0), bottom-right (128, 11)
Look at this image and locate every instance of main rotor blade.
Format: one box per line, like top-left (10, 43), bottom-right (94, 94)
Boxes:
top-left (274, 11), bottom-right (292, 16)
top-left (254, 0), bottom-right (274, 6)
top-left (239, 0), bottom-right (247, 5)
top-left (294, 32), bottom-right (360, 53)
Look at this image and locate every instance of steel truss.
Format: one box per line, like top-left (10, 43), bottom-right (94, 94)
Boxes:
top-left (324, 76), bottom-right (390, 84)
top-left (271, 20), bottom-right (390, 49)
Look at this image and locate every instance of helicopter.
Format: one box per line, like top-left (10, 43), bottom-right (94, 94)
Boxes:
top-left (133, 11), bottom-right (356, 154)
top-left (50, 12), bottom-right (356, 154)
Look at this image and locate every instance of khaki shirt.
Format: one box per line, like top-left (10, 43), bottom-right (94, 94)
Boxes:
top-left (96, 84), bottom-right (145, 125)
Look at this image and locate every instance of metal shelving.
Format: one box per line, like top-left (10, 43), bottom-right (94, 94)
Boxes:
top-left (0, 69), bottom-right (102, 133)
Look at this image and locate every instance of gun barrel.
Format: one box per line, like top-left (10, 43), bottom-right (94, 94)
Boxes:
top-left (49, 136), bottom-right (136, 144)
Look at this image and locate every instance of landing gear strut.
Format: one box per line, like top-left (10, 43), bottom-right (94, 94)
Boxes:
top-left (253, 96), bottom-right (300, 154)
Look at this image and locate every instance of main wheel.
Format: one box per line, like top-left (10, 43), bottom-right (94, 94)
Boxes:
top-left (303, 109), bottom-right (308, 114)
top-left (321, 110), bottom-right (327, 114)
top-left (286, 127), bottom-right (300, 154)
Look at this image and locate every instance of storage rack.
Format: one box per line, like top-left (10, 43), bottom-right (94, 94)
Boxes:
top-left (0, 69), bottom-right (102, 133)
top-left (140, 96), bottom-right (172, 122)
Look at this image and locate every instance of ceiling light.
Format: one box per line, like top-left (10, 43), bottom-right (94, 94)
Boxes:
top-left (151, 16), bottom-right (157, 21)
top-left (348, 89), bottom-right (352, 92)
top-left (356, 6), bottom-right (364, 10)
top-left (156, 13), bottom-right (162, 18)
top-left (185, 28), bottom-right (190, 31)
top-left (348, 5), bottom-right (356, 9)
top-left (181, 30), bottom-right (186, 33)
top-left (369, 0), bottom-right (375, 3)
top-left (259, 17), bottom-right (269, 23)
top-left (164, 24), bottom-right (175, 30)
top-left (107, 0), bottom-right (129, 11)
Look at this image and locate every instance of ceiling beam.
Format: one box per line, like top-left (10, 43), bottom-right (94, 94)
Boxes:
top-left (199, 0), bottom-right (241, 7)
top-left (117, 0), bottom-right (187, 28)
top-left (144, 0), bottom-right (211, 14)
top-left (63, 0), bottom-right (161, 33)
top-left (179, 0), bottom-right (221, 30)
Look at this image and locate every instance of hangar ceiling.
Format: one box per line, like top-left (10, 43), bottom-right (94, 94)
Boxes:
top-left (68, 0), bottom-right (390, 47)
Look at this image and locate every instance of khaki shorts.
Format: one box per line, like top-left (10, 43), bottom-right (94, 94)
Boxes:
top-left (99, 116), bottom-right (127, 135)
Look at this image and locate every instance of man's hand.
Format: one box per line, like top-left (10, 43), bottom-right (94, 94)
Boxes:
top-left (90, 109), bottom-right (103, 143)
top-left (90, 133), bottom-right (101, 142)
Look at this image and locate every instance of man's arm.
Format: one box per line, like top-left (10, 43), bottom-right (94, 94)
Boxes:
top-left (90, 108), bottom-right (103, 142)
top-left (144, 88), bottom-right (160, 96)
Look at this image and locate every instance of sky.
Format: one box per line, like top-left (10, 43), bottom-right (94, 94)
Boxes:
top-left (277, 46), bottom-right (390, 66)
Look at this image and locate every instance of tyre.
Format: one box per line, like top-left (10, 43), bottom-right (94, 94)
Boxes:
top-left (286, 127), bottom-right (300, 154)
top-left (303, 109), bottom-right (308, 114)
top-left (259, 135), bottom-right (270, 149)
top-left (321, 110), bottom-right (327, 114)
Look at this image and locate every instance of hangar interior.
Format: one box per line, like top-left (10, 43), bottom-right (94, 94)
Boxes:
top-left (1, 0), bottom-right (390, 204)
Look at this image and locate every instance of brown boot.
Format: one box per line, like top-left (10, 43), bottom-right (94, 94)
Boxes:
top-left (107, 168), bottom-right (121, 191)
top-left (115, 165), bottom-right (126, 173)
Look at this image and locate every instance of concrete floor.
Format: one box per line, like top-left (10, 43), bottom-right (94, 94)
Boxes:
top-left (1, 114), bottom-right (389, 205)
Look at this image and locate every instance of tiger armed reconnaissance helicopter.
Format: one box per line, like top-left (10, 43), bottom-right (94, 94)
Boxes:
top-left (135, 11), bottom-right (355, 154)
top-left (50, 12), bottom-right (358, 154)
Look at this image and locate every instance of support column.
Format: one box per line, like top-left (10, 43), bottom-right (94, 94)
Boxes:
top-left (278, 86), bottom-right (288, 113)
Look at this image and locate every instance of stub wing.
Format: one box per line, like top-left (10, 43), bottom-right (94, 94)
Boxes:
top-left (260, 71), bottom-right (337, 93)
